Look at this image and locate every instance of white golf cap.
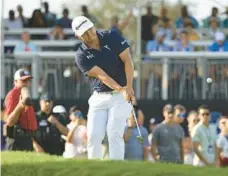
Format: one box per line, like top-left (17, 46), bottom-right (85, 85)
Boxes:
top-left (14, 68), bottom-right (33, 81)
top-left (53, 105), bottom-right (66, 113)
top-left (215, 32), bottom-right (225, 41)
top-left (71, 16), bottom-right (94, 37)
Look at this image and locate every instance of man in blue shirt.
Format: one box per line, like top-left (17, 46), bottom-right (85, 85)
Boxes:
top-left (208, 32), bottom-right (228, 52)
top-left (72, 16), bottom-right (134, 160)
top-left (57, 8), bottom-right (72, 28)
top-left (124, 112), bottom-right (149, 161)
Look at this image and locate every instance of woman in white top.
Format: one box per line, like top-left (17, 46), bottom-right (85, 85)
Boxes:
top-left (63, 106), bottom-right (87, 158)
top-left (217, 117), bottom-right (228, 167)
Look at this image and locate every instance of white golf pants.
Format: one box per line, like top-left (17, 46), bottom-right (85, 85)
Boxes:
top-left (87, 91), bottom-right (131, 160)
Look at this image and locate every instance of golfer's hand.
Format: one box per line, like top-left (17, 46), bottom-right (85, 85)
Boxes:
top-left (124, 86), bottom-right (135, 102)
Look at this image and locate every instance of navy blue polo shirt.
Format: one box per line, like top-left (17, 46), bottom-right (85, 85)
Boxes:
top-left (75, 30), bottom-right (130, 92)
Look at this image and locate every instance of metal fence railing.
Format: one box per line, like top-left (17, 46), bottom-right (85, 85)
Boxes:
top-left (1, 52), bottom-right (228, 100)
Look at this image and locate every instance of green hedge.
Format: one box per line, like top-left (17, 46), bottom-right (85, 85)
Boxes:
top-left (2, 152), bottom-right (227, 176)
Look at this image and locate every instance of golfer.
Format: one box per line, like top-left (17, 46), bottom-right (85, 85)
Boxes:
top-left (72, 16), bottom-right (134, 160)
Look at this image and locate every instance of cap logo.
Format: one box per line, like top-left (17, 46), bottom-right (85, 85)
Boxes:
top-left (75, 20), bottom-right (87, 30)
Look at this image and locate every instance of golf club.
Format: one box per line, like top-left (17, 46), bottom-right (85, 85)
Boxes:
top-left (131, 104), bottom-right (144, 144)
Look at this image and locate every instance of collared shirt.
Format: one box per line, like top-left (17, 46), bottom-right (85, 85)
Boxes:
top-left (191, 122), bottom-right (216, 166)
top-left (124, 126), bottom-right (149, 160)
top-left (14, 41), bottom-right (37, 52)
top-left (4, 87), bottom-right (37, 131)
top-left (75, 30), bottom-right (129, 92)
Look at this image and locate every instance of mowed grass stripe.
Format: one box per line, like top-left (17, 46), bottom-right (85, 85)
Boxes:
top-left (1, 152), bottom-right (228, 176)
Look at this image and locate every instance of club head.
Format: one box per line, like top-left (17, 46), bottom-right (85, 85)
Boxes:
top-left (137, 136), bottom-right (144, 144)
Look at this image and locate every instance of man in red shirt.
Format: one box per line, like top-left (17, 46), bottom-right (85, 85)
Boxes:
top-left (4, 68), bottom-right (42, 151)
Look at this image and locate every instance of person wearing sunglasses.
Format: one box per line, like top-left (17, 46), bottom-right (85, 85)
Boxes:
top-left (151, 104), bottom-right (185, 164)
top-left (191, 105), bottom-right (217, 167)
top-left (216, 117), bottom-right (228, 167)
top-left (63, 106), bottom-right (87, 158)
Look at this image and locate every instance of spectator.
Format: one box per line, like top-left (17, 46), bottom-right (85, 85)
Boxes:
top-left (155, 18), bottom-right (175, 40)
top-left (4, 10), bottom-right (23, 29)
top-left (175, 5), bottom-right (198, 29)
top-left (3, 69), bottom-right (40, 151)
top-left (217, 117), bottom-right (228, 167)
top-left (124, 114), bottom-right (149, 161)
top-left (222, 7), bottom-right (228, 28)
top-left (173, 104), bottom-right (186, 125)
top-left (17, 5), bottom-right (28, 27)
top-left (141, 5), bottom-right (159, 52)
top-left (148, 118), bottom-right (158, 162)
top-left (63, 105), bottom-right (87, 158)
top-left (14, 32), bottom-right (37, 52)
top-left (28, 9), bottom-right (47, 28)
top-left (191, 105), bottom-right (217, 166)
top-left (49, 24), bottom-right (66, 40)
top-left (146, 31), bottom-right (170, 53)
top-left (203, 7), bottom-right (221, 28)
top-left (185, 22), bottom-right (199, 41)
top-left (184, 111), bottom-right (199, 165)
top-left (208, 17), bottom-right (221, 40)
top-left (159, 7), bottom-right (170, 23)
top-left (35, 94), bottom-right (69, 156)
top-left (174, 31), bottom-right (194, 51)
top-left (42, 2), bottom-right (56, 27)
top-left (81, 5), bottom-right (102, 28)
top-left (57, 8), bottom-right (72, 28)
top-left (110, 10), bottom-right (132, 36)
top-left (208, 32), bottom-right (228, 52)
top-left (151, 104), bottom-right (185, 164)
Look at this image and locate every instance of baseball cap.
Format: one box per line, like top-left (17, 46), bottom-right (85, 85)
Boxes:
top-left (40, 92), bottom-right (53, 101)
top-left (53, 105), bottom-right (66, 114)
top-left (215, 32), bottom-right (225, 41)
top-left (14, 69), bottom-right (33, 81)
top-left (149, 118), bottom-right (156, 124)
top-left (71, 16), bottom-right (94, 37)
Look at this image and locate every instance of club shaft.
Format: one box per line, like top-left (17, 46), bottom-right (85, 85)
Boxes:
top-left (131, 105), bottom-right (142, 137)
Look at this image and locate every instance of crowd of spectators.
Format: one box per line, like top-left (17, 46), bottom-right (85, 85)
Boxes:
top-left (2, 86), bottom-right (228, 167)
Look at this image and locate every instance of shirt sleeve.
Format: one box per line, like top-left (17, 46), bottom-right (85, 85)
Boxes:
top-left (108, 30), bottom-right (129, 55)
top-left (75, 51), bottom-right (96, 76)
top-left (216, 136), bottom-right (224, 149)
top-left (152, 126), bottom-right (160, 145)
top-left (4, 91), bottom-right (18, 116)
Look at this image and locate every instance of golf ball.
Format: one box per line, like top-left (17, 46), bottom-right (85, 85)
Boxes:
top-left (206, 78), bottom-right (212, 83)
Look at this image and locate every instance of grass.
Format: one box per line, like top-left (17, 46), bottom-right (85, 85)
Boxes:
top-left (1, 152), bottom-right (228, 176)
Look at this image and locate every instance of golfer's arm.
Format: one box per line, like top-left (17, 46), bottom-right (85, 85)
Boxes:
top-left (193, 141), bottom-right (209, 165)
top-left (55, 121), bottom-right (69, 136)
top-left (66, 125), bottom-right (78, 143)
top-left (6, 103), bottom-right (24, 126)
top-left (87, 66), bottom-right (123, 91)
top-left (119, 48), bottom-right (134, 88)
top-left (143, 146), bottom-right (149, 161)
top-left (123, 128), bottom-right (133, 142)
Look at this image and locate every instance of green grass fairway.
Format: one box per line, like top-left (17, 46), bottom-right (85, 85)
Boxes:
top-left (1, 152), bottom-right (227, 176)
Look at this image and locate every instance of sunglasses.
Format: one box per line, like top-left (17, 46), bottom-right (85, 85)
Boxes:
top-left (73, 111), bottom-right (83, 118)
top-left (200, 112), bottom-right (210, 116)
top-left (193, 119), bottom-right (200, 123)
